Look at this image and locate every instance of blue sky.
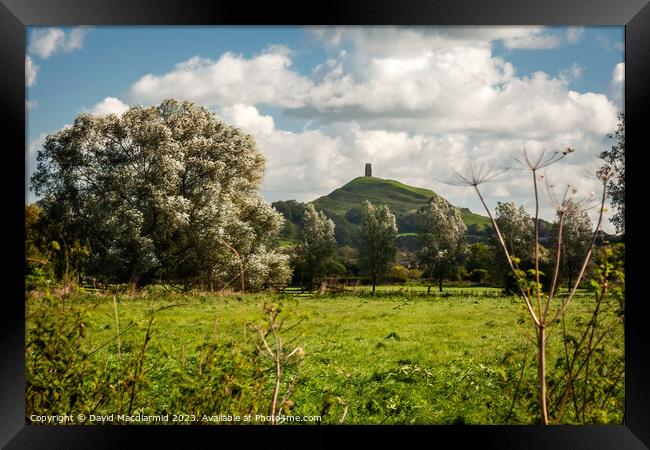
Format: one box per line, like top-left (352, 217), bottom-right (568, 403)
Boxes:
top-left (26, 26), bottom-right (624, 231)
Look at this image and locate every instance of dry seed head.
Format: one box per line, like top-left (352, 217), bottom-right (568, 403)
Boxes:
top-left (448, 163), bottom-right (509, 187)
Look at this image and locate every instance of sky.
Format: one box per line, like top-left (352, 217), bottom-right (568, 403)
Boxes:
top-left (25, 26), bottom-right (624, 233)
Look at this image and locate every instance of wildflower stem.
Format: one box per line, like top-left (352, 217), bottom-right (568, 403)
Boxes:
top-left (532, 169), bottom-right (543, 320)
top-left (473, 184), bottom-right (541, 327)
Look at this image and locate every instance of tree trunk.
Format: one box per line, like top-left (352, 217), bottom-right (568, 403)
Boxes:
top-left (438, 277), bottom-right (443, 293)
top-left (371, 273), bottom-right (376, 295)
top-left (427, 285), bottom-right (431, 295)
top-left (61, 236), bottom-right (70, 282)
top-left (537, 325), bottom-right (549, 424)
top-left (218, 239), bottom-right (245, 293)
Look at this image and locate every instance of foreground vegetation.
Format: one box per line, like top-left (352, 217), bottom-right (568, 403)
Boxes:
top-left (26, 287), bottom-right (624, 425)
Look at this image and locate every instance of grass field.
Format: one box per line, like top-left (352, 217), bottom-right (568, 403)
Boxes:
top-left (25, 287), bottom-right (624, 425)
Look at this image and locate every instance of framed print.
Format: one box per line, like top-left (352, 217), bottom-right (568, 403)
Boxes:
top-left (2, 0), bottom-right (649, 448)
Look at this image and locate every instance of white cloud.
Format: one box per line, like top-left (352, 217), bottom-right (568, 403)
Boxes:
top-left (34, 26), bottom-right (619, 231)
top-left (214, 104), bottom-right (347, 200)
top-left (286, 54), bottom-right (615, 140)
top-left (596, 35), bottom-right (624, 52)
top-left (29, 27), bottom-right (90, 59)
top-left (25, 99), bottom-right (37, 110)
top-left (311, 26), bottom-right (562, 52)
top-left (566, 27), bottom-right (585, 44)
top-left (129, 48), bottom-right (312, 108)
top-left (501, 32), bottom-right (561, 49)
top-left (64, 27), bottom-right (89, 52)
top-left (29, 28), bottom-right (65, 59)
top-left (219, 103), bottom-right (614, 234)
top-left (609, 63), bottom-right (624, 108)
top-left (25, 56), bottom-right (38, 87)
top-left (219, 104), bottom-right (275, 136)
top-left (559, 63), bottom-right (583, 83)
top-left (87, 97), bottom-right (130, 116)
top-left (127, 27), bottom-right (561, 113)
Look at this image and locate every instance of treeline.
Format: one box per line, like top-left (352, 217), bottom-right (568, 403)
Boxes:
top-left (25, 99), bottom-right (623, 294)
top-left (272, 197), bottom-right (617, 292)
top-left (273, 199), bottom-right (518, 248)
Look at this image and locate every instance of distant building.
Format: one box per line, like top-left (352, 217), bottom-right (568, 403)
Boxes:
top-left (365, 163), bottom-right (372, 177)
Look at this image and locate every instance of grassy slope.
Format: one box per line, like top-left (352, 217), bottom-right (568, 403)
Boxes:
top-left (314, 177), bottom-right (438, 215)
top-left (36, 289), bottom-right (623, 425)
top-left (312, 176), bottom-right (490, 233)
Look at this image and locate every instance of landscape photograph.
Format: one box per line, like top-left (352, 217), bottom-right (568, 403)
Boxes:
top-left (25, 25), bottom-right (625, 425)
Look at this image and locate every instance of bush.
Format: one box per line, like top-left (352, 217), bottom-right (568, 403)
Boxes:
top-left (387, 265), bottom-right (410, 284)
top-left (468, 269), bottom-right (488, 284)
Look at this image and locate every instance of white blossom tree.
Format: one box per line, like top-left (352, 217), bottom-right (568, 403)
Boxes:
top-left (416, 196), bottom-right (467, 293)
top-left (31, 99), bottom-right (290, 290)
top-left (493, 201), bottom-right (535, 290)
top-left (358, 201), bottom-right (398, 294)
top-left (556, 200), bottom-right (593, 289)
top-left (295, 203), bottom-right (338, 287)
top-left (495, 202), bottom-right (534, 260)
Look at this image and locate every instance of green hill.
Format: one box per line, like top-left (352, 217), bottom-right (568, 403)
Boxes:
top-left (275, 176), bottom-right (491, 248)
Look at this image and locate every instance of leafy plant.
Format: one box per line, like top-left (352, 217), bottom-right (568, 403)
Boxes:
top-left (548, 243), bottom-right (625, 423)
top-left (454, 149), bottom-right (610, 424)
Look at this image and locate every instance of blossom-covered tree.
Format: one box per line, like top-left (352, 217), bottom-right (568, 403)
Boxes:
top-left (495, 202), bottom-right (534, 260)
top-left (295, 203), bottom-right (338, 287)
top-left (416, 196), bottom-right (467, 293)
top-left (493, 201), bottom-right (535, 290)
top-left (358, 201), bottom-right (397, 293)
top-left (30, 99), bottom-right (290, 290)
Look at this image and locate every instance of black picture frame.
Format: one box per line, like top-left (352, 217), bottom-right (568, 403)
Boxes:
top-left (2, 1), bottom-right (648, 448)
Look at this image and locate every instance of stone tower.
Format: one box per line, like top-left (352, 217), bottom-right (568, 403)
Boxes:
top-left (365, 163), bottom-right (372, 177)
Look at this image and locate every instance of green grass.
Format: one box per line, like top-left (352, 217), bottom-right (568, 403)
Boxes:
top-left (26, 288), bottom-right (623, 425)
top-left (349, 284), bottom-right (503, 294)
top-left (313, 176), bottom-right (460, 217)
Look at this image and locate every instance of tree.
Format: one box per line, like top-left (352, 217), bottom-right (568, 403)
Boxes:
top-left (295, 203), bottom-right (338, 287)
top-left (555, 200), bottom-right (593, 289)
top-left (25, 204), bottom-right (46, 275)
top-left (495, 202), bottom-right (534, 259)
top-left (358, 201), bottom-right (398, 294)
top-left (599, 112), bottom-right (624, 234)
top-left (416, 197), bottom-right (467, 293)
top-left (492, 202), bottom-right (535, 291)
top-left (465, 242), bottom-right (495, 284)
top-left (30, 99), bottom-right (290, 290)
top-left (271, 200), bottom-right (307, 240)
